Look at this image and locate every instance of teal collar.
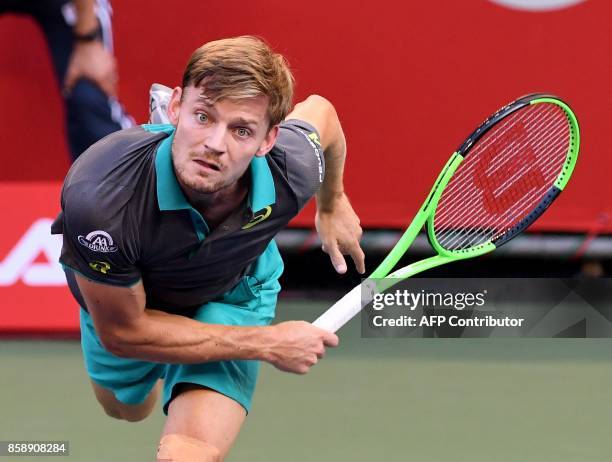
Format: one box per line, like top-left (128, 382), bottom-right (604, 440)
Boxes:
top-left (148, 124), bottom-right (276, 213)
top-left (248, 156), bottom-right (276, 213)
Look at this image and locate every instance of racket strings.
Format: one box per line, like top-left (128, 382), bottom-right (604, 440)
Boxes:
top-left (437, 121), bottom-right (567, 250)
top-left (452, 124), bottom-right (566, 237)
top-left (433, 108), bottom-right (564, 231)
top-left (434, 119), bottom-right (564, 232)
top-left (437, 125), bottom-right (567, 250)
top-left (434, 105), bottom-right (558, 216)
top-left (436, 109), bottom-right (568, 249)
top-left (433, 103), bottom-right (570, 251)
top-left (453, 159), bottom-right (561, 249)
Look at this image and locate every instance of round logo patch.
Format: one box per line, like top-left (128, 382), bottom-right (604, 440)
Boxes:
top-left (78, 230), bottom-right (118, 253)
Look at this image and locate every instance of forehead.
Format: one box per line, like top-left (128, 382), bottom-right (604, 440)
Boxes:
top-left (183, 86), bottom-right (270, 123)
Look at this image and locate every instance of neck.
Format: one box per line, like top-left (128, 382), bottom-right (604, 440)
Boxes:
top-left (181, 175), bottom-right (249, 228)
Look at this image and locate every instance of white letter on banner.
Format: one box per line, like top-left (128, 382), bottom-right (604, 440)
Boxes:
top-left (0, 219), bottom-right (66, 286)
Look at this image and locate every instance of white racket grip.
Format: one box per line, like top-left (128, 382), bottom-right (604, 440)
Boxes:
top-left (312, 280), bottom-right (378, 333)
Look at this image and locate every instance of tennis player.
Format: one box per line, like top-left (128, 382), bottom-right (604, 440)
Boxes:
top-left (51, 36), bottom-right (364, 461)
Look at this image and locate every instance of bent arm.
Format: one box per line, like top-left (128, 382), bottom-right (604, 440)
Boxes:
top-left (285, 95), bottom-right (365, 274)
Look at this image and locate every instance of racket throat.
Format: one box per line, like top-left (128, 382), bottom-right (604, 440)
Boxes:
top-left (384, 255), bottom-right (452, 282)
top-left (370, 209), bottom-right (429, 279)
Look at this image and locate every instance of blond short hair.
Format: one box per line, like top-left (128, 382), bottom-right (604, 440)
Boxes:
top-left (182, 36), bottom-right (295, 127)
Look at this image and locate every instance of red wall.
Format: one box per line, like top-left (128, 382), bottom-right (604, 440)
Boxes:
top-left (0, 0), bottom-right (609, 332)
top-left (1, 0), bottom-right (610, 232)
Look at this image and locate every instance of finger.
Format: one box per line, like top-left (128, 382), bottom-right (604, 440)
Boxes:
top-left (316, 348), bottom-right (326, 359)
top-left (325, 242), bottom-right (347, 274)
top-left (322, 331), bottom-right (339, 347)
top-left (350, 245), bottom-right (366, 274)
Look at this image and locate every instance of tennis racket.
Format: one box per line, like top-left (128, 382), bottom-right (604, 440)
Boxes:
top-left (313, 93), bottom-right (580, 332)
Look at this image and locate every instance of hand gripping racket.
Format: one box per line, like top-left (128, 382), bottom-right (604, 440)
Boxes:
top-left (313, 94), bottom-right (580, 332)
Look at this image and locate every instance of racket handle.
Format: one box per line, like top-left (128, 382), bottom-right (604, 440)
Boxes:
top-left (312, 281), bottom-right (377, 333)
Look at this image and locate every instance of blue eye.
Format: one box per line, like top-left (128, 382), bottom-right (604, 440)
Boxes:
top-left (196, 113), bottom-right (208, 123)
top-left (236, 128), bottom-right (250, 138)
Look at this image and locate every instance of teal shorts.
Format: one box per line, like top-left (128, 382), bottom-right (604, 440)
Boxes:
top-left (79, 243), bottom-right (282, 414)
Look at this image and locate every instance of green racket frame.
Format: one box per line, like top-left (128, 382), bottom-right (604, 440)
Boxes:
top-left (313, 95), bottom-right (580, 332)
top-left (374, 96), bottom-right (579, 287)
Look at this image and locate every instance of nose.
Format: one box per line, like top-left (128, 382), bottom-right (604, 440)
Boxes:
top-left (203, 124), bottom-right (226, 154)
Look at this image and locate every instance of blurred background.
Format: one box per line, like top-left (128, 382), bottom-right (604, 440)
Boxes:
top-left (1, 0), bottom-right (611, 460)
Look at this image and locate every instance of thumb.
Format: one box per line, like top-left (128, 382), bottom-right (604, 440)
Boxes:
top-left (322, 329), bottom-right (340, 347)
top-left (322, 331), bottom-right (339, 347)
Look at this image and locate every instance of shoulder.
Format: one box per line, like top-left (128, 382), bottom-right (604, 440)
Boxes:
top-left (270, 120), bottom-right (324, 175)
top-left (275, 120), bottom-right (323, 154)
top-left (60, 126), bottom-right (169, 231)
top-left (64, 126), bottom-right (169, 187)
top-left (63, 126), bottom-right (169, 203)
top-left (268, 120), bottom-right (325, 209)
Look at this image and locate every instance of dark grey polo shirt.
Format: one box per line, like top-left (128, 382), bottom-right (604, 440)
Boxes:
top-left (51, 120), bottom-right (324, 314)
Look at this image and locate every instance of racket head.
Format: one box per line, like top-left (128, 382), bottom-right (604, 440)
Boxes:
top-left (425, 94), bottom-right (579, 257)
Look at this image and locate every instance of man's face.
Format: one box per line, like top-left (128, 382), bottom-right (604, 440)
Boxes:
top-left (168, 85), bottom-right (278, 195)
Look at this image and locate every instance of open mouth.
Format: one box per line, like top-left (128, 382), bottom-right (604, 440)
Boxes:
top-left (193, 159), bottom-right (221, 171)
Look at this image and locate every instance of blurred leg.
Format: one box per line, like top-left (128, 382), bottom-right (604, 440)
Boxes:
top-left (158, 384), bottom-right (247, 461)
top-left (91, 379), bottom-right (162, 422)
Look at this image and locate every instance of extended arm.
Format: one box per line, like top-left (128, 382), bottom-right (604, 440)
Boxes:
top-left (76, 274), bottom-right (338, 373)
top-left (286, 95), bottom-right (365, 274)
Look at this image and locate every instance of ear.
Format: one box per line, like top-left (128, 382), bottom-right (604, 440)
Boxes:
top-left (168, 86), bottom-right (183, 125)
top-left (254, 125), bottom-right (279, 157)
